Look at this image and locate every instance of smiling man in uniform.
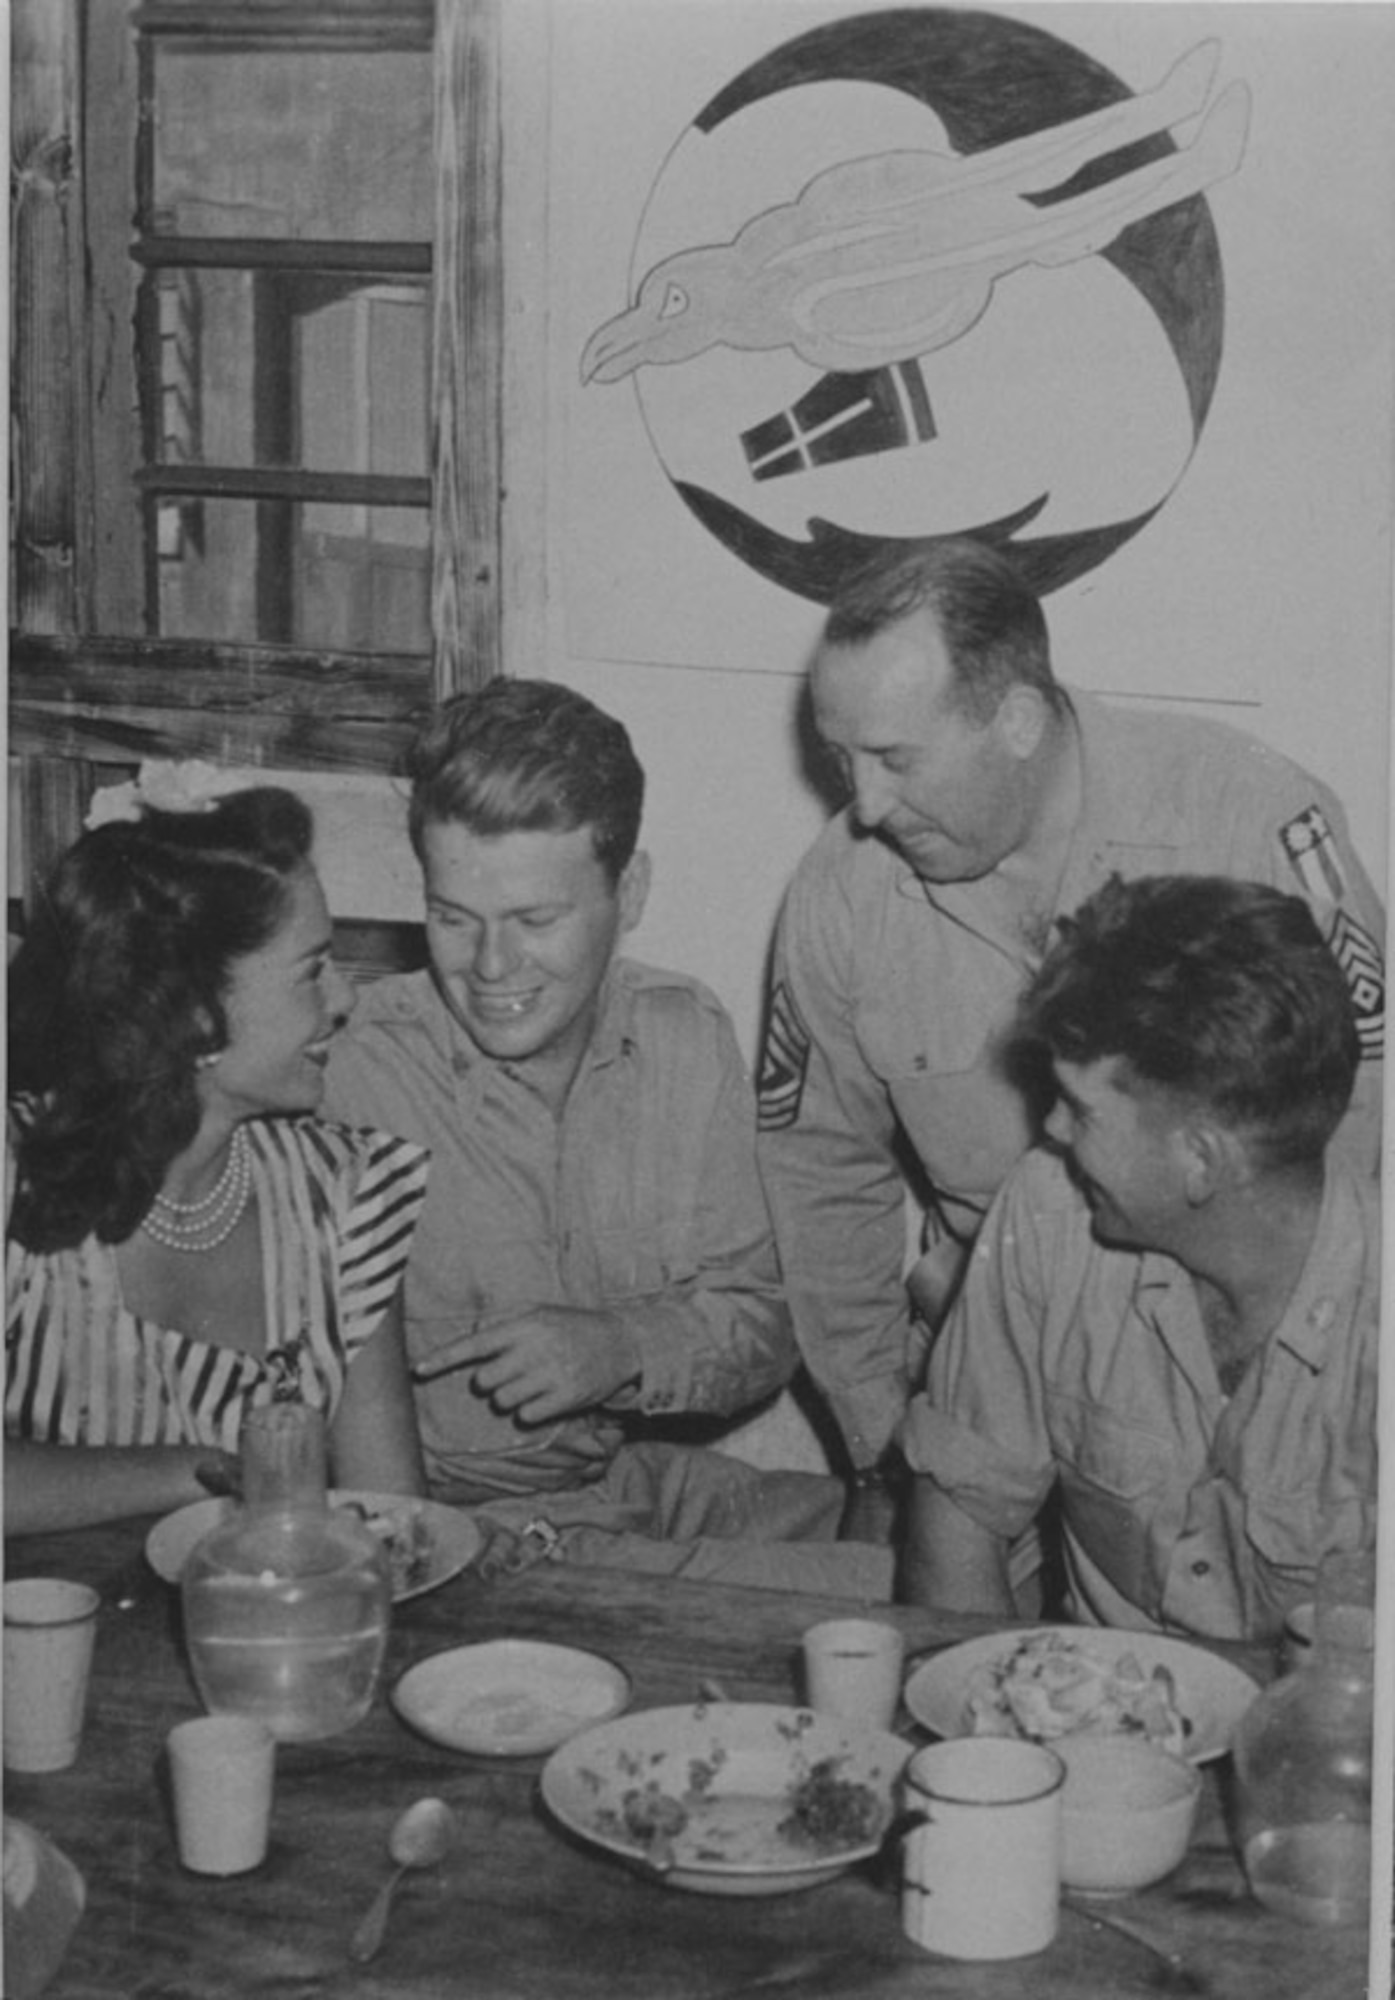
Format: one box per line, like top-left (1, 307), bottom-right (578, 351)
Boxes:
top-left (322, 679), bottom-right (889, 1593)
top-left (899, 874), bottom-right (1378, 1643)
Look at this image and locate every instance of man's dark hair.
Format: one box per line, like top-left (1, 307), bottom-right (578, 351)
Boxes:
top-left (823, 537), bottom-right (1066, 725)
top-left (9, 787), bottom-right (315, 1251)
top-left (1020, 874), bottom-right (1359, 1170)
top-left (406, 679), bottom-right (644, 883)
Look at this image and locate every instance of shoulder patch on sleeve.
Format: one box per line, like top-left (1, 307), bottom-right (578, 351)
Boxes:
top-left (757, 980), bottom-right (811, 1131)
top-left (1279, 805), bottom-right (1348, 903)
top-left (1328, 906), bottom-right (1384, 1060)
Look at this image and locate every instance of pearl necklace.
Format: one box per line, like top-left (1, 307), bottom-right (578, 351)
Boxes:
top-left (140, 1127), bottom-right (252, 1254)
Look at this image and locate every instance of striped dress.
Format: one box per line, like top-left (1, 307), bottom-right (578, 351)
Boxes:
top-left (5, 1118), bottom-right (430, 1451)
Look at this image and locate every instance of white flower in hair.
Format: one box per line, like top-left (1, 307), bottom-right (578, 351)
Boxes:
top-left (84, 759), bottom-right (242, 830)
top-left (83, 779), bottom-right (143, 830)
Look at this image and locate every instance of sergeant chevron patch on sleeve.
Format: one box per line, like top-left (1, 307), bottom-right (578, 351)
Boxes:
top-left (757, 980), bottom-right (811, 1130)
top-left (1327, 906), bottom-right (1384, 1059)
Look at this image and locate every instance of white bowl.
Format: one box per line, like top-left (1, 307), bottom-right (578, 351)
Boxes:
top-left (1057, 1736), bottom-right (1202, 1895)
top-left (392, 1639), bottom-right (631, 1757)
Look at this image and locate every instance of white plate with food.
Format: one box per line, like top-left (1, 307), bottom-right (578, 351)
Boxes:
top-left (540, 1702), bottom-right (911, 1896)
top-left (145, 1491), bottom-right (482, 1604)
top-left (903, 1626), bottom-right (1259, 1764)
top-left (392, 1639), bottom-right (631, 1757)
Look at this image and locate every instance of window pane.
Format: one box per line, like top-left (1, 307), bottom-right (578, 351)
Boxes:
top-left (157, 497), bottom-right (430, 654)
top-left (154, 270), bottom-right (429, 474)
top-left (152, 47), bottom-right (432, 241)
top-left (301, 285), bottom-right (430, 476)
top-left (299, 508), bottom-right (430, 652)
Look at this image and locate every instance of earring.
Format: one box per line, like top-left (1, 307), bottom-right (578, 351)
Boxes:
top-left (195, 1051), bottom-right (222, 1070)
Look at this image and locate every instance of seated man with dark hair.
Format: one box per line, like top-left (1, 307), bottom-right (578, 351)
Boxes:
top-left (899, 874), bottom-right (1378, 1642)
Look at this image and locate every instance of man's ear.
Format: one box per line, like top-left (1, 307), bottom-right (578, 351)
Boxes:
top-left (1180, 1118), bottom-right (1231, 1206)
top-left (996, 684), bottom-right (1052, 762)
top-left (617, 849), bottom-right (651, 934)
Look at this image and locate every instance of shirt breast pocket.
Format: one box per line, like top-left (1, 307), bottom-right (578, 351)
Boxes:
top-left (1244, 1485), bottom-right (1369, 1594)
top-left (1048, 1394), bottom-right (1175, 1607)
top-left (860, 1000), bottom-right (1036, 1202)
top-left (584, 1219), bottom-right (693, 1301)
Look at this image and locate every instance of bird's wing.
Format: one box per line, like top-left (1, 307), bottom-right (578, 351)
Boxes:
top-left (1021, 81), bottom-right (1250, 269)
top-left (761, 38), bottom-right (1225, 258)
top-left (941, 39), bottom-right (1224, 199)
top-left (781, 83), bottom-right (1248, 371)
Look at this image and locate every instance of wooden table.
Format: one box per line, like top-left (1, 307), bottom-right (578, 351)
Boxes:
top-left (3, 1518), bottom-right (1374, 1999)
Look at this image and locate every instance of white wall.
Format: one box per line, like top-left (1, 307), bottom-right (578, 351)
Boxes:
top-left (503, 0), bottom-right (1394, 1064)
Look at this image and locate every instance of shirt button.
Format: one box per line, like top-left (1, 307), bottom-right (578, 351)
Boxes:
top-left (1191, 1560), bottom-right (1212, 1577)
top-left (452, 1055), bottom-right (470, 1076)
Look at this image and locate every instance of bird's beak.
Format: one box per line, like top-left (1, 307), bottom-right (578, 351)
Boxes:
top-left (580, 309), bottom-right (646, 385)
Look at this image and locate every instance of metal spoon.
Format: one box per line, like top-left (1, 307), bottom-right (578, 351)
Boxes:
top-left (348, 1797), bottom-right (460, 1964)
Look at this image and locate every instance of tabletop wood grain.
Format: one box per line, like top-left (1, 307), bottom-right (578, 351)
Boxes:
top-left (3, 1518), bottom-right (1373, 1999)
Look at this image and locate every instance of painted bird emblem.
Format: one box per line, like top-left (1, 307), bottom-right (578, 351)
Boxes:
top-left (581, 40), bottom-right (1249, 385)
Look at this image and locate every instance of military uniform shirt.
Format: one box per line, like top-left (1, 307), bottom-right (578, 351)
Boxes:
top-left (901, 1147), bottom-right (1379, 1644)
top-left (322, 959), bottom-right (795, 1501)
top-left (757, 688), bottom-right (1384, 1467)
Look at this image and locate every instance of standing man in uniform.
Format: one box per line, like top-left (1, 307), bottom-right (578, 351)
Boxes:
top-left (756, 538), bottom-right (1384, 1517)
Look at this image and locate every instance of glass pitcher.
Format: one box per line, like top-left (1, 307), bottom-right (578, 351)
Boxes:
top-left (1232, 1550), bottom-right (1375, 1927)
top-left (181, 1403), bottom-right (391, 1741)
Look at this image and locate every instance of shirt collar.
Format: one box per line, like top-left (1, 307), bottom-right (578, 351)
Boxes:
top-left (1128, 1155), bottom-right (1373, 1374)
top-left (583, 963), bottom-right (639, 1071)
top-left (1268, 1156), bottom-right (1376, 1372)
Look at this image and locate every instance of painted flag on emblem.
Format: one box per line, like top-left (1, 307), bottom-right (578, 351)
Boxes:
top-left (1328, 906), bottom-right (1384, 1059)
top-left (757, 981), bottom-right (811, 1131)
top-left (743, 359), bottom-right (936, 481)
top-left (1279, 805), bottom-right (1349, 903)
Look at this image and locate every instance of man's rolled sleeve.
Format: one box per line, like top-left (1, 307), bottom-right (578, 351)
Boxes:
top-left (901, 1394), bottom-right (1049, 1542)
top-left (900, 1160), bottom-right (1062, 1538)
top-left (606, 1279), bottom-right (794, 1420)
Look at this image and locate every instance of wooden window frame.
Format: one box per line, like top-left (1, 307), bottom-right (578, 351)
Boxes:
top-left (10, 0), bottom-right (502, 897)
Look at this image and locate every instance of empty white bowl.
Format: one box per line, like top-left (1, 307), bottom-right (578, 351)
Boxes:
top-left (1057, 1736), bottom-right (1202, 1895)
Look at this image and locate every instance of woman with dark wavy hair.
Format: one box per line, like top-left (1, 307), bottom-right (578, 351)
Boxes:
top-left (6, 771), bottom-right (429, 1532)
